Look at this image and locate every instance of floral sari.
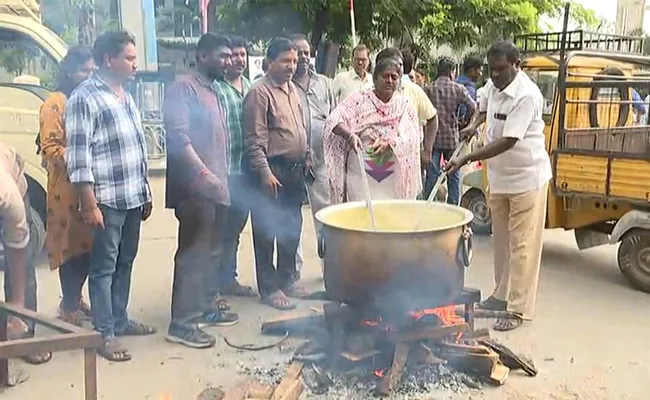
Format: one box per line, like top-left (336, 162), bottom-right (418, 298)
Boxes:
top-left (323, 90), bottom-right (422, 203)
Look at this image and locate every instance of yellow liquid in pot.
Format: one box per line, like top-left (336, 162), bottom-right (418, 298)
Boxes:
top-left (321, 203), bottom-right (467, 232)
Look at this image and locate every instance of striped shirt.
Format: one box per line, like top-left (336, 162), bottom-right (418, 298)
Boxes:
top-left (214, 76), bottom-right (251, 175)
top-left (65, 75), bottom-right (151, 210)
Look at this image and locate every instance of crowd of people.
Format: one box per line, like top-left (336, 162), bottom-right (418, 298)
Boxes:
top-left (0, 30), bottom-right (551, 365)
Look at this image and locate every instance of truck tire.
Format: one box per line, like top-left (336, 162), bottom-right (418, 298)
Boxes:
top-left (27, 205), bottom-right (46, 259)
top-left (617, 228), bottom-right (650, 293)
top-left (460, 188), bottom-right (492, 235)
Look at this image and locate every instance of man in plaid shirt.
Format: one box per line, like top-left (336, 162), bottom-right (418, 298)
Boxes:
top-left (66, 31), bottom-right (154, 362)
top-left (213, 35), bottom-right (256, 300)
top-left (424, 57), bottom-right (477, 205)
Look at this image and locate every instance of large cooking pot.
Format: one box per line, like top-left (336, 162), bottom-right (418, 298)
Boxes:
top-left (315, 200), bottom-right (474, 317)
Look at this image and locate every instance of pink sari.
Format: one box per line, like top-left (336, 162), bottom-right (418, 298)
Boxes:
top-left (323, 90), bottom-right (422, 204)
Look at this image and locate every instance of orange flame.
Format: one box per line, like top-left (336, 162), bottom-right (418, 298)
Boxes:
top-left (373, 369), bottom-right (386, 378)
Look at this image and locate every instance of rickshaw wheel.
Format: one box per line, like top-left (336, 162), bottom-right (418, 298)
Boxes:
top-left (460, 188), bottom-right (492, 235)
top-left (618, 228), bottom-right (650, 293)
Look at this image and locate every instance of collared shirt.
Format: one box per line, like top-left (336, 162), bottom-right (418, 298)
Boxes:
top-left (0, 143), bottom-right (29, 250)
top-left (214, 76), bottom-right (252, 175)
top-left (400, 80), bottom-right (437, 126)
top-left (293, 71), bottom-right (336, 169)
top-left (66, 75), bottom-right (151, 210)
top-left (424, 76), bottom-right (476, 149)
top-left (456, 74), bottom-right (477, 127)
top-left (164, 71), bottom-right (230, 208)
top-left (243, 76), bottom-right (310, 179)
top-left (332, 70), bottom-right (373, 102)
top-left (480, 71), bottom-right (552, 194)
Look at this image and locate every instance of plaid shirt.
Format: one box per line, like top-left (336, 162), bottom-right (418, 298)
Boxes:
top-left (214, 76), bottom-right (251, 175)
top-left (65, 75), bottom-right (151, 210)
top-left (424, 76), bottom-right (476, 149)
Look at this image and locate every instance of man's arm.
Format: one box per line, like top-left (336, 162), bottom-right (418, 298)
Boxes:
top-left (460, 86), bottom-right (478, 127)
top-left (423, 114), bottom-right (438, 158)
top-left (65, 93), bottom-right (103, 225)
top-left (243, 88), bottom-right (273, 179)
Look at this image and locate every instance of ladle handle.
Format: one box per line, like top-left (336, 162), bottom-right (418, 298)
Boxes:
top-left (356, 148), bottom-right (377, 230)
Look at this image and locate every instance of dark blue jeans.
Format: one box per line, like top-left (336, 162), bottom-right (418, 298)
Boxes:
top-left (88, 204), bottom-right (142, 338)
top-left (425, 148), bottom-right (462, 205)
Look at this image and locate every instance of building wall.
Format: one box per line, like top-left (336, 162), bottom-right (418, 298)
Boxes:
top-left (616, 0), bottom-right (646, 34)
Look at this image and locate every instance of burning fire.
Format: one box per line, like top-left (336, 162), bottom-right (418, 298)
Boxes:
top-left (408, 305), bottom-right (464, 326)
top-left (373, 369), bottom-right (386, 378)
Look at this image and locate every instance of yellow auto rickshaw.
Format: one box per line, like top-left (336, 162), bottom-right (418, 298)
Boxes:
top-left (460, 27), bottom-right (650, 293)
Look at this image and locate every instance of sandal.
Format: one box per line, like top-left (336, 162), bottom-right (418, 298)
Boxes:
top-left (57, 308), bottom-right (86, 327)
top-left (262, 291), bottom-right (296, 311)
top-left (493, 316), bottom-right (524, 332)
top-left (116, 320), bottom-right (157, 337)
top-left (98, 338), bottom-right (132, 362)
top-left (22, 352), bottom-right (53, 365)
top-left (477, 296), bottom-right (508, 312)
top-left (79, 298), bottom-right (92, 317)
top-left (283, 284), bottom-right (310, 300)
top-left (212, 295), bottom-right (231, 311)
top-left (221, 282), bottom-right (257, 298)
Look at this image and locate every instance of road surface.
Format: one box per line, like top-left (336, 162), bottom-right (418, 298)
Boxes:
top-left (1, 176), bottom-right (649, 400)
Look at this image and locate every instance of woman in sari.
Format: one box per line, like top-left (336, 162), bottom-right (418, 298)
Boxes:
top-left (324, 58), bottom-right (422, 203)
top-left (38, 47), bottom-right (95, 326)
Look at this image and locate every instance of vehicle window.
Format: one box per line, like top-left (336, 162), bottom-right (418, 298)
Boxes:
top-left (524, 69), bottom-right (557, 115)
top-left (0, 29), bottom-right (59, 90)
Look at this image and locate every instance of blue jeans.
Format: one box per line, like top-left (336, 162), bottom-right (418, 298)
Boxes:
top-left (425, 148), bottom-right (461, 205)
top-left (88, 204), bottom-right (142, 338)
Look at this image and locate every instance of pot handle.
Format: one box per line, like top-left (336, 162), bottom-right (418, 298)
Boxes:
top-left (318, 235), bottom-right (326, 259)
top-left (456, 226), bottom-right (473, 268)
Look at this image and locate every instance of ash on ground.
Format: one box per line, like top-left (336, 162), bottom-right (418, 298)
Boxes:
top-left (238, 359), bottom-right (483, 400)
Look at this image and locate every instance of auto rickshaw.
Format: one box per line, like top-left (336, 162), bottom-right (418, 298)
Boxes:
top-left (459, 27), bottom-right (650, 293)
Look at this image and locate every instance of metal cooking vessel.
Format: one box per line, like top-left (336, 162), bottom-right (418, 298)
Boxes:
top-left (315, 200), bottom-right (474, 316)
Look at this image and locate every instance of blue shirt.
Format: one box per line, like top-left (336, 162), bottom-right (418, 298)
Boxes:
top-left (456, 75), bottom-right (477, 126)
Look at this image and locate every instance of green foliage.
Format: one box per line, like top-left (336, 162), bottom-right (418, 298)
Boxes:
top-left (211, 0), bottom-right (600, 56)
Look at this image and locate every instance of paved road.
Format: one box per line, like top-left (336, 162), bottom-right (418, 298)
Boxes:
top-left (2, 176), bottom-right (649, 400)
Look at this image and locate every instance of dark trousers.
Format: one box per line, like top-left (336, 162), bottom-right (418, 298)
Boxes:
top-left (88, 205), bottom-right (142, 338)
top-left (425, 148), bottom-right (462, 205)
top-left (218, 175), bottom-right (254, 290)
top-left (59, 253), bottom-right (90, 312)
top-left (250, 160), bottom-right (304, 298)
top-left (171, 198), bottom-right (227, 324)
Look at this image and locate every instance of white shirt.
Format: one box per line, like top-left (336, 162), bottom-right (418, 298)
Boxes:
top-left (332, 70), bottom-right (373, 102)
top-left (480, 72), bottom-right (552, 194)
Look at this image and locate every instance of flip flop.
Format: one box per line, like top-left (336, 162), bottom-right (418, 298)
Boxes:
top-left (221, 282), bottom-right (257, 298)
top-left (262, 291), bottom-right (296, 311)
top-left (212, 295), bottom-right (231, 311)
top-left (116, 320), bottom-right (157, 337)
top-left (98, 338), bottom-right (132, 362)
top-left (21, 352), bottom-right (53, 365)
top-left (283, 284), bottom-right (310, 299)
top-left (493, 316), bottom-right (524, 332)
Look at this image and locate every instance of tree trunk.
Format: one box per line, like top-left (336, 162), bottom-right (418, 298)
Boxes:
top-left (207, 0), bottom-right (217, 32)
top-left (77, 3), bottom-right (96, 46)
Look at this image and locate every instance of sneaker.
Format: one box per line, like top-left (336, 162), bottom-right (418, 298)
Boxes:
top-left (165, 323), bottom-right (216, 349)
top-left (193, 310), bottom-right (239, 329)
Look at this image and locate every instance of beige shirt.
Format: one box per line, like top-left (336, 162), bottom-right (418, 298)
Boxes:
top-left (243, 76), bottom-right (310, 179)
top-left (0, 143), bottom-right (29, 249)
top-left (332, 70), bottom-right (373, 102)
top-left (400, 80), bottom-right (437, 125)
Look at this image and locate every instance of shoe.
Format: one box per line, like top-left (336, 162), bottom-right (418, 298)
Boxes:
top-left (193, 310), bottom-right (239, 329)
top-left (165, 323), bottom-right (216, 349)
top-left (477, 296), bottom-right (508, 312)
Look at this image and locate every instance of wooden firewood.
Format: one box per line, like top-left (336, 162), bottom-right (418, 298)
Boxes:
top-left (271, 361), bottom-right (305, 400)
top-left (387, 323), bottom-right (469, 343)
top-left (247, 382), bottom-right (274, 399)
top-left (261, 308), bottom-right (324, 334)
top-left (375, 342), bottom-right (412, 397)
top-left (489, 362), bottom-right (510, 386)
top-left (479, 339), bottom-right (538, 377)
